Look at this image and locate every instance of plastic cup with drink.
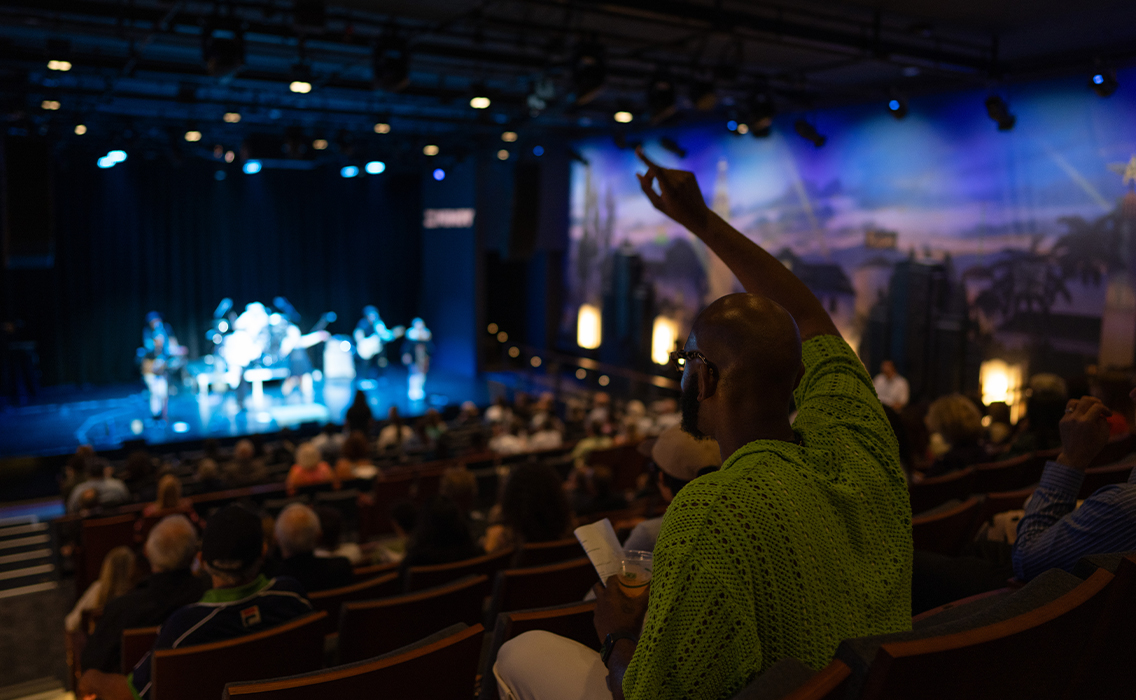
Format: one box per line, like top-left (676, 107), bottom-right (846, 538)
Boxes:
top-left (618, 550), bottom-right (653, 597)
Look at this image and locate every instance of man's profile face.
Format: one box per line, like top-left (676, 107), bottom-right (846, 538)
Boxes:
top-left (679, 337), bottom-right (707, 439)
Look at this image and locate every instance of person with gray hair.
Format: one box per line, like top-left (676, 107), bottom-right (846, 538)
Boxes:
top-left (80, 515), bottom-right (208, 673)
top-left (266, 503), bottom-right (353, 593)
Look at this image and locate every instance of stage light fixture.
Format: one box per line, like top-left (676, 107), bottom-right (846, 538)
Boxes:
top-left (243, 160), bottom-right (262, 174)
top-left (984, 95), bottom-right (1016, 131)
top-left (736, 123), bottom-right (750, 135)
top-left (225, 150), bottom-right (235, 163)
top-left (470, 95), bottom-right (491, 109)
top-left (501, 131), bottom-right (517, 142)
top-left (598, 375), bottom-right (610, 387)
top-left (508, 346), bottom-right (520, 358)
top-left (533, 145), bottom-right (544, 156)
top-left (487, 323), bottom-right (499, 334)
top-left (575, 368), bottom-right (587, 380)
top-left (572, 44), bottom-right (606, 105)
top-left (214, 170), bottom-right (226, 181)
top-left (340, 165), bottom-right (359, 178)
top-left (423, 144), bottom-right (439, 156)
top-left (373, 122), bottom-right (391, 134)
top-left (47, 60), bottom-right (71, 72)
top-left (97, 156), bottom-right (114, 169)
top-left (365, 161), bottom-right (386, 174)
top-left (497, 331), bottom-right (509, 343)
top-left (497, 149), bottom-right (509, 161)
top-left (312, 139), bottom-right (328, 151)
top-left (647, 70), bottom-right (677, 125)
top-left (888, 98), bottom-right (909, 119)
top-left (223, 111), bottom-right (241, 123)
top-left (184, 130), bottom-right (202, 142)
top-left (577, 304), bottom-right (601, 349)
top-left (727, 120), bottom-right (738, 131)
top-left (372, 36), bottom-right (411, 92)
top-left (794, 120), bottom-right (827, 147)
top-left (290, 80), bottom-right (312, 93)
top-left (107, 150), bottom-right (127, 163)
top-left (433, 168), bottom-right (445, 181)
top-left (651, 315), bottom-right (679, 365)
top-left (1090, 71), bottom-right (1118, 97)
top-left (41, 100), bottom-right (61, 111)
top-left (531, 356), bottom-right (542, 367)
top-left (74, 124), bottom-right (87, 135)
top-left (614, 111), bottom-right (633, 123)
top-left (172, 422), bottom-right (189, 433)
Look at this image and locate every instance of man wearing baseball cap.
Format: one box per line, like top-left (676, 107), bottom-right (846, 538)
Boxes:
top-left (79, 505), bottom-right (313, 700)
top-left (623, 425), bottom-right (721, 553)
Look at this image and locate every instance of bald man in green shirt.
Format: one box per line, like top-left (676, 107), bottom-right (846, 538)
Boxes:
top-left (494, 150), bottom-right (911, 700)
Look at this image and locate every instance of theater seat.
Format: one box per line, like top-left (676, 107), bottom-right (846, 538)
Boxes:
top-left (222, 623), bottom-right (484, 700)
top-left (910, 496), bottom-right (981, 556)
top-left (731, 658), bottom-right (851, 700)
top-left (307, 572), bottom-right (401, 636)
top-left (403, 547), bottom-right (514, 592)
top-left (488, 558), bottom-right (598, 621)
top-left (480, 601), bottom-right (597, 700)
top-left (121, 626), bottom-right (160, 674)
top-left (512, 538), bottom-right (586, 568)
top-left (909, 468), bottom-right (975, 516)
top-left (1064, 555), bottom-right (1136, 697)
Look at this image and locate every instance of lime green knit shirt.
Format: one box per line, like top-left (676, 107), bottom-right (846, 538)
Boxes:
top-left (623, 334), bottom-right (913, 700)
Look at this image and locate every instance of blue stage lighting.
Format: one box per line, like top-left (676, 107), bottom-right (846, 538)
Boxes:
top-left (97, 156), bottom-right (115, 169)
top-left (1093, 74), bottom-right (1104, 85)
top-left (365, 161), bottom-right (386, 174)
top-left (341, 165), bottom-right (359, 178)
top-left (433, 168), bottom-right (445, 181)
top-left (214, 170), bottom-right (226, 181)
top-left (107, 150), bottom-right (127, 163)
top-left (243, 160), bottom-right (262, 174)
top-left (727, 120), bottom-right (738, 131)
top-left (533, 145), bottom-right (545, 156)
top-left (172, 421), bottom-right (190, 433)
top-left (889, 99), bottom-right (900, 111)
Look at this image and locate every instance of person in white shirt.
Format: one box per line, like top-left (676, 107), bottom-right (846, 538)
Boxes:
top-left (873, 359), bottom-right (910, 411)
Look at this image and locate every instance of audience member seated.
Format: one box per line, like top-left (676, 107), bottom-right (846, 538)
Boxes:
top-left (484, 396), bottom-right (514, 425)
top-left (66, 545), bottom-right (135, 633)
top-left (528, 392), bottom-right (560, 431)
top-left (377, 406), bottom-right (417, 451)
top-left (573, 466), bottom-right (628, 515)
top-left (267, 503), bottom-right (353, 592)
top-left (650, 398), bottom-right (681, 433)
top-left (527, 420), bottom-right (564, 451)
top-left (285, 442), bottom-right (337, 496)
top-left (223, 439), bottom-right (268, 487)
top-left (1007, 374), bottom-right (1067, 455)
top-left (440, 466), bottom-right (487, 541)
top-left (422, 408), bottom-right (448, 444)
top-left (495, 151), bottom-right (911, 700)
top-left (400, 495), bottom-right (483, 574)
top-left (67, 457), bottom-right (130, 513)
top-left (344, 389), bottom-right (373, 435)
top-left (489, 421), bottom-right (529, 455)
top-left (81, 516), bottom-right (207, 673)
top-left (921, 393), bottom-right (992, 479)
top-left (140, 474), bottom-right (201, 526)
top-left (78, 505), bottom-right (313, 700)
top-left (335, 431), bottom-right (378, 481)
top-left (985, 401), bottom-right (1014, 448)
top-left (120, 450), bottom-right (159, 502)
top-left (194, 458), bottom-right (226, 493)
top-left (484, 462), bottom-right (572, 553)
top-left (313, 506), bottom-right (363, 565)
top-left (587, 391), bottom-right (611, 427)
top-left (311, 423), bottom-right (346, 462)
top-left (1012, 394), bottom-right (1136, 580)
top-left (59, 445), bottom-right (95, 503)
top-left (570, 421), bottom-right (614, 470)
top-left (455, 400), bottom-right (481, 427)
top-left (372, 501), bottom-right (418, 564)
top-left (623, 425), bottom-right (721, 553)
top-left (873, 359), bottom-right (910, 411)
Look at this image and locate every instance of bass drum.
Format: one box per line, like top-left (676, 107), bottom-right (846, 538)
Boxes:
top-left (323, 334), bottom-right (356, 380)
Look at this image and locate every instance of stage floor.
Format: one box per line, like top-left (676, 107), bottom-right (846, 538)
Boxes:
top-left (0, 368), bottom-right (495, 458)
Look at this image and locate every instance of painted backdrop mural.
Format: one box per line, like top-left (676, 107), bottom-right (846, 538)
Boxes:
top-left (565, 68), bottom-right (1136, 385)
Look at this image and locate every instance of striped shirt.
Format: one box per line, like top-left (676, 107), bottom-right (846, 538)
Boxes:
top-left (127, 575), bottom-right (311, 700)
top-left (1012, 461), bottom-right (1136, 581)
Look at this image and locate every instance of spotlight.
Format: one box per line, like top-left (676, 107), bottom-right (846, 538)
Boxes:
top-left (41, 100), bottom-right (61, 111)
top-left (372, 37), bottom-right (410, 92)
top-left (423, 144), bottom-right (439, 156)
top-left (289, 63), bottom-right (313, 93)
top-left (497, 331), bottom-right (509, 343)
top-left (47, 60), bottom-right (72, 72)
top-left (508, 346), bottom-right (520, 358)
top-left (289, 80), bottom-right (312, 94)
top-left (313, 139), bottom-right (328, 150)
top-left (614, 111), bottom-right (633, 123)
top-left (598, 375), bottom-right (610, 387)
top-left (888, 98), bottom-right (909, 119)
top-left (647, 70), bottom-right (677, 124)
top-left (659, 137), bottom-right (687, 158)
top-left (794, 120), bottom-right (827, 147)
top-left (1090, 71), bottom-right (1118, 98)
top-left (727, 120), bottom-right (738, 131)
top-left (736, 123), bottom-right (750, 135)
top-left (487, 323), bottom-right (498, 334)
top-left (690, 80), bottom-right (717, 111)
top-left (340, 165), bottom-right (359, 178)
top-left (433, 168), bottom-right (445, 181)
top-left (470, 95), bottom-right (491, 109)
top-left (572, 44), bottom-right (606, 105)
top-left (575, 368), bottom-right (587, 380)
top-left (501, 131), bottom-right (518, 142)
top-left (373, 122), bottom-right (391, 134)
top-left (214, 170), bottom-right (226, 181)
top-left (223, 111), bottom-right (241, 123)
top-left (984, 95), bottom-right (1016, 131)
top-left (243, 160), bottom-right (262, 174)
top-left (365, 161), bottom-right (386, 174)
top-left (225, 150), bottom-right (235, 163)
top-left (533, 145), bottom-right (544, 156)
top-left (497, 149), bottom-right (510, 161)
top-left (184, 130), bottom-right (202, 142)
top-left (530, 356), bottom-right (542, 368)
top-left (107, 150), bottom-right (127, 163)
top-left (97, 156), bottom-right (114, 169)
top-left (74, 124), bottom-right (87, 135)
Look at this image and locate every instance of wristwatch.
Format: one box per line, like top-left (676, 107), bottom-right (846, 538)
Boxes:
top-left (601, 633), bottom-right (638, 668)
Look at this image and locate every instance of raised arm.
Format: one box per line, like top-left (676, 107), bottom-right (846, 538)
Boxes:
top-left (636, 148), bottom-right (838, 340)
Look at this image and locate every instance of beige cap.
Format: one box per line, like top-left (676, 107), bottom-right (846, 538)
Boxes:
top-left (649, 424), bottom-right (721, 481)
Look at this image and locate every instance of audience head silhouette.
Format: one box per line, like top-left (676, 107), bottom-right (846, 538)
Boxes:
top-left (145, 514), bottom-right (198, 572)
top-left (275, 503), bottom-right (321, 558)
top-left (201, 504), bottom-right (265, 586)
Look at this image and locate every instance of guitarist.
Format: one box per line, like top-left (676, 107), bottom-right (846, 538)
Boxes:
top-left (281, 313), bottom-right (334, 398)
top-left (353, 306), bottom-right (403, 379)
top-left (141, 334), bottom-right (171, 421)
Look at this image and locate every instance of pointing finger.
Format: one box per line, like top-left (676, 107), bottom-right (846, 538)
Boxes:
top-left (636, 146), bottom-right (661, 171)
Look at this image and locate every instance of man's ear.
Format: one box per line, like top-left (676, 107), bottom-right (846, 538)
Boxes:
top-left (698, 363), bottom-right (718, 401)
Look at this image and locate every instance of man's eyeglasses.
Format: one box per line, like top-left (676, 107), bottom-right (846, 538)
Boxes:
top-left (669, 349), bottom-right (718, 376)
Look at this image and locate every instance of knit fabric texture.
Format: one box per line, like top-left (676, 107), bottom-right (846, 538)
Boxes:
top-left (623, 334), bottom-right (913, 700)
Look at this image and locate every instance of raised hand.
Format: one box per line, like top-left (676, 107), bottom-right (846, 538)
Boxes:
top-left (636, 147), bottom-right (713, 234)
top-left (1056, 396), bottom-right (1113, 471)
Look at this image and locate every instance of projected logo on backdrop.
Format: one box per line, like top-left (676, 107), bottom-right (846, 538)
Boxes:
top-left (564, 71), bottom-right (1136, 376)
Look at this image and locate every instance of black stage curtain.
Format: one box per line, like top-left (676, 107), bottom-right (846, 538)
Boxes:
top-left (8, 156), bottom-right (422, 386)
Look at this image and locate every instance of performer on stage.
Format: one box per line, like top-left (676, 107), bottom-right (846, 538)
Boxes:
top-left (401, 317), bottom-right (434, 401)
top-left (141, 334), bottom-right (170, 420)
top-left (142, 311), bottom-right (180, 354)
top-left (353, 306), bottom-right (403, 379)
top-left (280, 323), bottom-right (330, 399)
top-left (220, 302), bottom-right (271, 391)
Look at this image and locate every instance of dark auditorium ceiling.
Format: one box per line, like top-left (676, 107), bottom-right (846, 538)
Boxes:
top-left (1, 0), bottom-right (1134, 159)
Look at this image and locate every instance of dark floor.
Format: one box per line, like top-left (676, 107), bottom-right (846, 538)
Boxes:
top-left (0, 580), bottom-right (73, 690)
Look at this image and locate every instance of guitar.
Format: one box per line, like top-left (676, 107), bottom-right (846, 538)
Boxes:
top-left (354, 323), bottom-right (405, 361)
